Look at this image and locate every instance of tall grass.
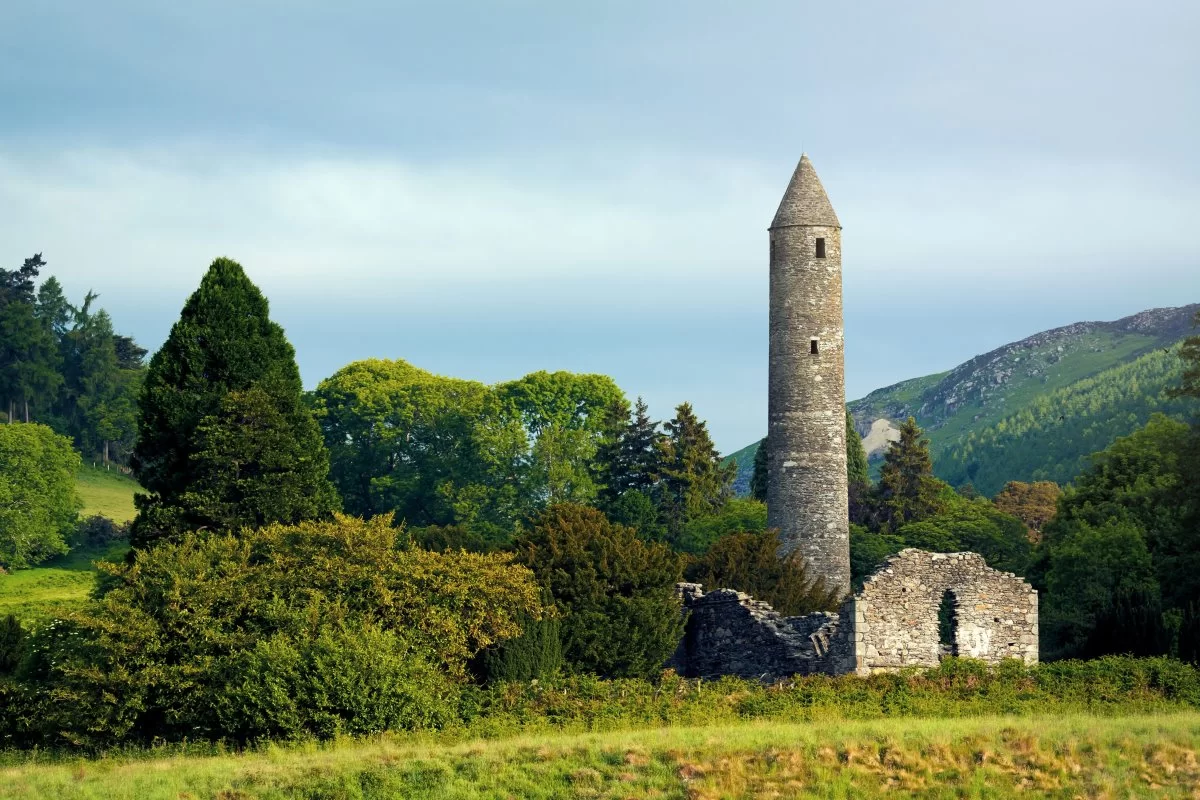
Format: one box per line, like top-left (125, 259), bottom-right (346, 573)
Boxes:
top-left (2, 712), bottom-right (1197, 799)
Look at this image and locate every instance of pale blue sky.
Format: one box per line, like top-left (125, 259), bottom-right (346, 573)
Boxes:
top-left (2, 1), bottom-right (1198, 452)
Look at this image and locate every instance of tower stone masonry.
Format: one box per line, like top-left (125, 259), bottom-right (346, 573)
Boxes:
top-left (767, 154), bottom-right (851, 597)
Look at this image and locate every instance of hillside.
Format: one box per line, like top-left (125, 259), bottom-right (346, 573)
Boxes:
top-left (728, 304), bottom-right (1199, 495)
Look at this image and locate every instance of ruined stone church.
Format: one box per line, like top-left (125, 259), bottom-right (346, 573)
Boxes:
top-left (671, 156), bottom-right (1039, 679)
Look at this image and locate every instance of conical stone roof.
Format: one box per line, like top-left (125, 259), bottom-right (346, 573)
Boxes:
top-left (770, 154), bottom-right (840, 229)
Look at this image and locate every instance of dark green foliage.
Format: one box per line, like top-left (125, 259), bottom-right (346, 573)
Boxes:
top-left (849, 524), bottom-right (902, 588)
top-left (604, 488), bottom-right (668, 542)
top-left (846, 410), bottom-right (869, 489)
top-left (131, 258), bottom-right (338, 547)
top-left (894, 490), bottom-right (1032, 575)
top-left (0, 423), bottom-right (81, 568)
top-left (1169, 310), bottom-right (1200, 401)
top-left (750, 435), bottom-right (768, 502)
top-left (0, 256), bottom-right (61, 424)
top-left (673, 497), bottom-right (766, 554)
top-left (215, 622), bottom-right (457, 741)
top-left (659, 403), bottom-right (734, 540)
top-left (1083, 587), bottom-right (1171, 659)
top-left (471, 590), bottom-right (563, 684)
top-left (687, 528), bottom-right (841, 615)
top-left (71, 514), bottom-right (130, 548)
top-left (515, 504), bottom-right (685, 678)
top-left (8, 515), bottom-right (544, 746)
top-left (0, 615), bottom-right (25, 675)
top-left (877, 417), bottom-right (945, 528)
top-left (1041, 518), bottom-right (1159, 660)
top-left (1179, 604), bottom-right (1200, 665)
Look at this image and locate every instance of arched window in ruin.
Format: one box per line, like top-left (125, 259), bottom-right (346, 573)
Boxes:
top-left (938, 589), bottom-right (957, 658)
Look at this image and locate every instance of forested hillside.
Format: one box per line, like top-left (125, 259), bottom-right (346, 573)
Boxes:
top-left (729, 304), bottom-right (1198, 494)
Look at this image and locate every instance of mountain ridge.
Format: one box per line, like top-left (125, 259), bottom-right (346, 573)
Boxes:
top-left (727, 303), bottom-right (1198, 496)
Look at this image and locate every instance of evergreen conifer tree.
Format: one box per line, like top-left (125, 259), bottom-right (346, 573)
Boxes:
top-left (592, 397), bottom-right (631, 510)
top-left (130, 258), bottom-right (338, 547)
top-left (877, 416), bottom-right (944, 528)
top-left (846, 410), bottom-right (869, 489)
top-left (622, 397), bottom-right (662, 494)
top-left (659, 402), bottom-right (734, 537)
top-left (750, 436), bottom-right (768, 502)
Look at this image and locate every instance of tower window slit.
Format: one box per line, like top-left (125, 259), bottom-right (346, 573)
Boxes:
top-left (810, 339), bottom-right (819, 355)
top-left (815, 237), bottom-right (826, 258)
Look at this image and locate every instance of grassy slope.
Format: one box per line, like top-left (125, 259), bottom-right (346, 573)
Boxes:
top-left (3, 713), bottom-right (1198, 799)
top-left (75, 467), bottom-right (140, 524)
top-left (0, 468), bottom-right (138, 623)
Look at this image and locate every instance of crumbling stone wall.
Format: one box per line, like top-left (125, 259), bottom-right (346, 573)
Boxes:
top-left (851, 549), bottom-right (1038, 673)
top-left (670, 549), bottom-right (1037, 680)
top-left (669, 583), bottom-right (853, 680)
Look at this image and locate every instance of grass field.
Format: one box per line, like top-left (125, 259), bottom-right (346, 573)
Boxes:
top-left (0, 541), bottom-right (127, 623)
top-left (75, 466), bottom-right (141, 523)
top-left (0, 468), bottom-right (138, 623)
top-left (2, 712), bottom-right (1197, 799)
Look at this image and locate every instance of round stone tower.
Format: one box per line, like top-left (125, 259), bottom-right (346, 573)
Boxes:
top-left (767, 154), bottom-right (851, 597)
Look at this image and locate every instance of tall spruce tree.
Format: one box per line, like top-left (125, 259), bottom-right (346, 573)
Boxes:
top-left (659, 402), bottom-right (734, 537)
top-left (130, 258), bottom-right (338, 547)
top-left (877, 416), bottom-right (944, 528)
top-left (846, 410), bottom-right (869, 489)
top-left (621, 397), bottom-right (662, 494)
top-left (592, 396), bottom-right (632, 510)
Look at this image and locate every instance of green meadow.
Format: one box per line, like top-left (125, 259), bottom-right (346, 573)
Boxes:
top-left (0, 467), bottom-right (138, 623)
top-left (2, 712), bottom-right (1197, 799)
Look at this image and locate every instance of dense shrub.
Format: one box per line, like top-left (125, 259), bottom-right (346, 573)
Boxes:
top-left (515, 504), bottom-right (685, 679)
top-left (5, 515), bottom-right (544, 746)
top-left (470, 590), bottom-right (563, 684)
top-left (467, 657), bottom-right (1200, 736)
top-left (0, 614), bottom-right (25, 674)
top-left (687, 528), bottom-right (841, 614)
top-left (71, 515), bottom-right (130, 548)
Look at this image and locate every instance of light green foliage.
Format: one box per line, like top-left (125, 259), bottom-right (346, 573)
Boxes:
top-left (687, 528), bottom-right (841, 614)
top-left (10, 515), bottom-right (544, 745)
top-left (515, 504), bottom-right (685, 678)
top-left (0, 424), bottom-right (81, 569)
top-left (314, 360), bottom-right (624, 532)
top-left (674, 497), bottom-right (766, 554)
top-left (131, 258), bottom-right (338, 547)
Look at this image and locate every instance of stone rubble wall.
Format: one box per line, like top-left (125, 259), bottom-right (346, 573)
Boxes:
top-left (670, 549), bottom-right (1038, 680)
top-left (668, 583), bottom-right (853, 680)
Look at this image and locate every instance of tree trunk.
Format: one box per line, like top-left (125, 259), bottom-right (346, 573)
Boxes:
top-left (104, 440), bottom-right (110, 467)
top-left (23, 398), bottom-right (29, 423)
